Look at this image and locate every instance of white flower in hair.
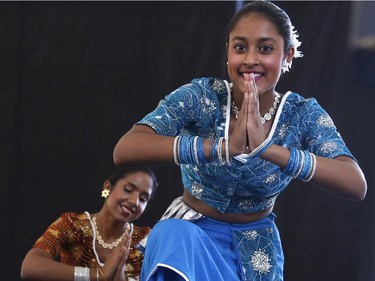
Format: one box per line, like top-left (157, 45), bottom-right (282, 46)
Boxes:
top-left (283, 25), bottom-right (303, 72)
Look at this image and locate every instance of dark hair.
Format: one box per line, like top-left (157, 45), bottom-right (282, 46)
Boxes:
top-left (228, 0), bottom-right (293, 54)
top-left (107, 166), bottom-right (159, 195)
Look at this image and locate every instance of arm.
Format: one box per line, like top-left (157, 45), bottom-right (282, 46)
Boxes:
top-left (232, 73), bottom-right (367, 201)
top-left (113, 125), bottom-right (175, 166)
top-left (21, 245), bottom-right (130, 281)
top-left (114, 79), bottom-right (215, 166)
top-left (21, 248), bottom-right (79, 281)
top-left (21, 214), bottom-right (131, 281)
top-left (261, 145), bottom-right (367, 201)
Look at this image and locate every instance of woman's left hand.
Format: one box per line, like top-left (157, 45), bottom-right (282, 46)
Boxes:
top-left (113, 233), bottom-right (132, 281)
top-left (244, 73), bottom-right (267, 150)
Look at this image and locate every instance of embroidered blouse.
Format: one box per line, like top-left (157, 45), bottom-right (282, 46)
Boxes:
top-left (32, 212), bottom-right (150, 281)
top-left (136, 77), bottom-right (354, 214)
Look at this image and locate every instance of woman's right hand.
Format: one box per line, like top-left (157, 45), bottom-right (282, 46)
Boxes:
top-left (101, 233), bottom-right (131, 281)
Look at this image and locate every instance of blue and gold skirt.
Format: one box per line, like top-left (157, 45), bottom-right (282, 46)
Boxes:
top-left (140, 197), bottom-right (284, 281)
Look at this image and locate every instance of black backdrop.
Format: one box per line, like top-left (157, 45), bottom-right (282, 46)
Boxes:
top-left (1, 1), bottom-right (374, 280)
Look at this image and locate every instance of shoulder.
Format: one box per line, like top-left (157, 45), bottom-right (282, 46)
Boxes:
top-left (56, 212), bottom-right (91, 229)
top-left (175, 77), bottom-right (227, 95)
top-left (190, 77), bottom-right (228, 94)
top-left (131, 225), bottom-right (151, 244)
top-left (59, 212), bottom-right (88, 221)
top-left (284, 91), bottom-right (317, 104)
top-left (283, 91), bottom-right (322, 112)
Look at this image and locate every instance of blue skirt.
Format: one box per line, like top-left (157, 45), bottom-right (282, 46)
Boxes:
top-left (141, 214), bottom-right (284, 281)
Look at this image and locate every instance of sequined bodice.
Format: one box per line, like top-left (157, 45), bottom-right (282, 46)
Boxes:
top-left (32, 212), bottom-right (150, 280)
top-left (137, 77), bottom-right (354, 214)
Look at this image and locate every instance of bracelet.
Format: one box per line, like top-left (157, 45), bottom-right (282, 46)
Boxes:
top-left (196, 137), bottom-right (206, 164)
top-left (247, 138), bottom-right (272, 158)
top-left (283, 148), bottom-right (317, 182)
top-left (210, 138), bottom-right (218, 163)
top-left (96, 268), bottom-right (99, 281)
top-left (216, 137), bottom-right (225, 165)
top-left (97, 267), bottom-right (104, 281)
top-left (303, 153), bottom-right (317, 182)
top-left (193, 136), bottom-right (199, 164)
top-left (74, 267), bottom-right (90, 281)
top-left (225, 137), bottom-right (231, 165)
top-left (173, 136), bottom-right (181, 165)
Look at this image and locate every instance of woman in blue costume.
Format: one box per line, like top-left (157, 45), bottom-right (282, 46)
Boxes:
top-left (113, 1), bottom-right (367, 280)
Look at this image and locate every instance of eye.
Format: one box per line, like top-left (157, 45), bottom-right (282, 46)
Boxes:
top-left (234, 44), bottom-right (247, 52)
top-left (258, 45), bottom-right (274, 53)
top-left (140, 196), bottom-right (149, 203)
top-left (123, 185), bottom-right (133, 192)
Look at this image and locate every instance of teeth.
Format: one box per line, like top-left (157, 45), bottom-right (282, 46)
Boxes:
top-left (253, 73), bottom-right (261, 78)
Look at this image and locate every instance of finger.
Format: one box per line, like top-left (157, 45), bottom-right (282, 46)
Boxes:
top-left (250, 73), bottom-right (258, 98)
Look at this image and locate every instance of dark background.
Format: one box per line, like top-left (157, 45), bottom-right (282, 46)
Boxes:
top-left (1, 1), bottom-right (374, 280)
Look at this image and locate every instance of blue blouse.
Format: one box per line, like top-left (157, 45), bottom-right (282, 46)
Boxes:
top-left (136, 77), bottom-right (354, 214)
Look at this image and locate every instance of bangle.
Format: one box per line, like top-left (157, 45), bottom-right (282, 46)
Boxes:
top-left (97, 267), bottom-right (104, 281)
top-left (225, 137), bottom-right (231, 165)
top-left (74, 267), bottom-right (90, 281)
top-left (173, 136), bottom-right (181, 165)
top-left (96, 268), bottom-right (99, 281)
top-left (303, 153), bottom-right (317, 182)
top-left (247, 139), bottom-right (272, 158)
top-left (216, 137), bottom-right (225, 165)
top-left (283, 148), bottom-right (317, 182)
top-left (193, 136), bottom-right (199, 164)
top-left (196, 137), bottom-right (206, 164)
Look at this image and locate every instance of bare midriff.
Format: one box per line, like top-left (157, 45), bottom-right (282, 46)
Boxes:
top-left (183, 189), bottom-right (273, 224)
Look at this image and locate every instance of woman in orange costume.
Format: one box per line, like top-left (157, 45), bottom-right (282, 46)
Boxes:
top-left (21, 166), bottom-right (158, 281)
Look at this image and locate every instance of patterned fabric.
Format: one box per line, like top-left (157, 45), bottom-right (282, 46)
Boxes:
top-left (32, 212), bottom-right (151, 280)
top-left (141, 215), bottom-right (283, 281)
top-left (137, 77), bottom-right (355, 214)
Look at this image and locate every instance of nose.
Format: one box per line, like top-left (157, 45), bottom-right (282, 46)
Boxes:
top-left (243, 48), bottom-right (259, 66)
top-left (128, 192), bottom-right (139, 207)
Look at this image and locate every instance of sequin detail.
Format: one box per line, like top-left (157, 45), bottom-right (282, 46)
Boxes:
top-left (251, 249), bottom-right (273, 274)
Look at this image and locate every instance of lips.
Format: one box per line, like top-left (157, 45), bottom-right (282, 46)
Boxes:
top-left (241, 71), bottom-right (263, 82)
top-left (120, 204), bottom-right (133, 215)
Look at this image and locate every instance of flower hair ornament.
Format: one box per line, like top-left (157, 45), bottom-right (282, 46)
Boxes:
top-left (282, 25), bottom-right (303, 73)
top-left (101, 188), bottom-right (110, 199)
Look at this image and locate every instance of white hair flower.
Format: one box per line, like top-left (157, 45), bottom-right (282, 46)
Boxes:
top-left (283, 25), bottom-right (303, 72)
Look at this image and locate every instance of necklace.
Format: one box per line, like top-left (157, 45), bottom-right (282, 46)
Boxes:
top-left (230, 90), bottom-right (281, 124)
top-left (92, 216), bottom-right (128, 250)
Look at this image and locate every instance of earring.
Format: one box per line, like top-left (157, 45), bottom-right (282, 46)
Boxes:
top-left (101, 189), bottom-right (110, 198)
top-left (226, 61), bottom-right (228, 65)
top-left (282, 60), bottom-right (290, 72)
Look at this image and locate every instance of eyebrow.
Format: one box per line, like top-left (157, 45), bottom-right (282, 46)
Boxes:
top-left (231, 36), bottom-right (278, 44)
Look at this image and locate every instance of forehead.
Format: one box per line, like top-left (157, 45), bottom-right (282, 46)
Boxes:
top-left (230, 13), bottom-right (282, 41)
top-left (118, 171), bottom-right (153, 194)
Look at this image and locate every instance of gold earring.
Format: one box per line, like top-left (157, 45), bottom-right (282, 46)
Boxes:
top-left (101, 189), bottom-right (110, 198)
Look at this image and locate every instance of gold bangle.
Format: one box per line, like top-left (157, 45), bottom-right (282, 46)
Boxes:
top-left (97, 267), bottom-right (104, 281)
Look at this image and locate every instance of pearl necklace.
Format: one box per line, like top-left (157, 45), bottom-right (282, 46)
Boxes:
top-left (230, 91), bottom-right (281, 124)
top-left (92, 216), bottom-right (129, 250)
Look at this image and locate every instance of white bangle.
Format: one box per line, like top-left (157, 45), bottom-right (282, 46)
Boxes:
top-left (74, 267), bottom-right (90, 281)
top-left (225, 137), bottom-right (231, 165)
top-left (173, 136), bottom-right (181, 165)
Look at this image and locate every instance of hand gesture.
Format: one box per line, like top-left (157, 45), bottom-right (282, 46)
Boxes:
top-left (243, 73), bottom-right (267, 151)
top-left (229, 73), bottom-right (266, 156)
top-left (100, 233), bottom-right (132, 281)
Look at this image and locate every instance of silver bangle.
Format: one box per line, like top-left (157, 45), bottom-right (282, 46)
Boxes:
top-left (217, 137), bottom-right (224, 165)
top-left (304, 153), bottom-right (317, 182)
top-left (173, 136), bottom-right (181, 165)
top-left (225, 137), bottom-right (231, 165)
top-left (193, 136), bottom-right (199, 164)
top-left (74, 266), bottom-right (90, 281)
